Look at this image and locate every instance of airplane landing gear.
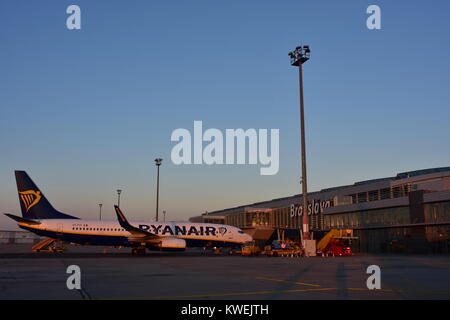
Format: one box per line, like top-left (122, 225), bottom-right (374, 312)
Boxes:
top-left (131, 247), bottom-right (146, 256)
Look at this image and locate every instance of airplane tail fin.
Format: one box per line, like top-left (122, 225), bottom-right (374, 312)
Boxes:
top-left (15, 171), bottom-right (78, 220)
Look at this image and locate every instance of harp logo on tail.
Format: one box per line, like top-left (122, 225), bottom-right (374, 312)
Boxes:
top-left (19, 190), bottom-right (42, 212)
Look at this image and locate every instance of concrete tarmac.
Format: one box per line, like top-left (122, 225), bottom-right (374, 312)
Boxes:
top-left (1, 244), bottom-right (450, 300)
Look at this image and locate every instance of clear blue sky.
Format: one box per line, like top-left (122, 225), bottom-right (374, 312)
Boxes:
top-left (1, 0), bottom-right (449, 229)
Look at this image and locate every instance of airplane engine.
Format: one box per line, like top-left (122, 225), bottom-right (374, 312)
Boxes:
top-left (154, 238), bottom-right (186, 252)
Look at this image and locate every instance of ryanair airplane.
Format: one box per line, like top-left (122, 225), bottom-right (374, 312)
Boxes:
top-left (5, 171), bottom-right (252, 254)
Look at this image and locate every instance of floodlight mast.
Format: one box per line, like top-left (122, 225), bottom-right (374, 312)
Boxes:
top-left (154, 158), bottom-right (163, 221)
top-left (288, 45), bottom-right (310, 240)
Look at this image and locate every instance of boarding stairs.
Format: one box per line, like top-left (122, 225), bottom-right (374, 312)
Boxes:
top-left (32, 238), bottom-right (64, 252)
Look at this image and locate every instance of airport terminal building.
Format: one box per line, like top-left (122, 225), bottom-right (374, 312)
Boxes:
top-left (190, 167), bottom-right (450, 254)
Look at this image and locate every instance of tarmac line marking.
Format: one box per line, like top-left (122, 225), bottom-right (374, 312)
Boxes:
top-left (102, 287), bottom-right (338, 300)
top-left (101, 287), bottom-right (450, 300)
top-left (255, 276), bottom-right (321, 287)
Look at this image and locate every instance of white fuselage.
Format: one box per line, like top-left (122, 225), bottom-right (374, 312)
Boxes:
top-left (19, 219), bottom-right (252, 247)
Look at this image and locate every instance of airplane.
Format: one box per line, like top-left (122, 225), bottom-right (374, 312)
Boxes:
top-left (4, 171), bottom-right (252, 255)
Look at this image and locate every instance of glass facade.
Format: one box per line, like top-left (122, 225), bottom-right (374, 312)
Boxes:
top-left (354, 225), bottom-right (450, 254)
top-left (224, 207), bottom-right (317, 230)
top-left (324, 207), bottom-right (410, 229)
top-left (348, 183), bottom-right (413, 204)
top-left (425, 201), bottom-right (450, 224)
top-left (327, 201), bottom-right (450, 254)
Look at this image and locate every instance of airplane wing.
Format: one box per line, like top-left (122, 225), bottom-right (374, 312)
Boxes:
top-left (4, 213), bottom-right (41, 225)
top-left (114, 206), bottom-right (159, 241)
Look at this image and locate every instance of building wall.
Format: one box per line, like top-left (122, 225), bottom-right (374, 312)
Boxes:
top-left (190, 168), bottom-right (450, 253)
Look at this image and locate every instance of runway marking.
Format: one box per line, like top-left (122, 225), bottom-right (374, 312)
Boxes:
top-left (256, 276), bottom-right (321, 287)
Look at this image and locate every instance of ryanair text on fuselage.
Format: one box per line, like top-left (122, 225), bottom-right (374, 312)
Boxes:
top-left (138, 224), bottom-right (226, 236)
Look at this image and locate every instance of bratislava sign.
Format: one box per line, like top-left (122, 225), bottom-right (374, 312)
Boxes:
top-left (290, 199), bottom-right (332, 217)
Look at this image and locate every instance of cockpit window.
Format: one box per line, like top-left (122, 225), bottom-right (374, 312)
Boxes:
top-left (238, 231), bottom-right (245, 234)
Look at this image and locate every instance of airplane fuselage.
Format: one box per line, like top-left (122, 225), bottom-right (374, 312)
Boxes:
top-left (18, 219), bottom-right (251, 248)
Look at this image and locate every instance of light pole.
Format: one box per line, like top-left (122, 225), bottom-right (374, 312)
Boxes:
top-left (154, 158), bottom-right (162, 221)
top-left (288, 45), bottom-right (311, 240)
top-left (117, 189), bottom-right (122, 208)
top-left (163, 210), bottom-right (166, 222)
top-left (99, 203), bottom-right (102, 220)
